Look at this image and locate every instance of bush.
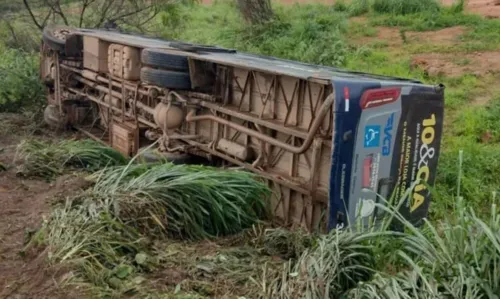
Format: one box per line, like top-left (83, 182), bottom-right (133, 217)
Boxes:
top-left (0, 45), bottom-right (45, 112)
top-left (0, 20), bottom-right (40, 52)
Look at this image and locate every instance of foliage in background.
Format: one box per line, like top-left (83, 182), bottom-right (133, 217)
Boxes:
top-left (160, 2), bottom-right (349, 66)
top-left (0, 20), bottom-right (40, 51)
top-left (0, 44), bottom-right (45, 112)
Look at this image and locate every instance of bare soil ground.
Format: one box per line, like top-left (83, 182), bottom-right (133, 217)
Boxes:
top-left (0, 114), bottom-right (85, 299)
top-left (442, 0), bottom-right (500, 18)
top-left (353, 26), bottom-right (467, 47)
top-left (411, 51), bottom-right (500, 77)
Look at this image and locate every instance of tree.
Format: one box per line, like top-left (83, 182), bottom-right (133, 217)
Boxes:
top-left (236, 0), bottom-right (274, 25)
top-left (21, 0), bottom-right (164, 31)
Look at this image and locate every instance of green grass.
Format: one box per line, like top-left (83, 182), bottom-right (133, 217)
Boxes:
top-left (159, 2), bottom-right (349, 66)
top-left (349, 0), bottom-right (442, 17)
top-left (368, 7), bottom-right (482, 31)
top-left (0, 44), bottom-right (45, 112)
top-left (371, 0), bottom-right (441, 15)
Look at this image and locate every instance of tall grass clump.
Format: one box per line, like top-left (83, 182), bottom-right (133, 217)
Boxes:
top-left (35, 199), bottom-right (148, 293)
top-left (31, 162), bottom-right (271, 293)
top-left (349, 198), bottom-right (500, 299)
top-left (255, 150), bottom-right (500, 298)
top-left (89, 163), bottom-right (270, 239)
top-left (259, 229), bottom-right (397, 299)
top-left (16, 139), bottom-right (128, 177)
top-left (257, 196), bottom-right (500, 298)
top-left (0, 45), bottom-right (45, 112)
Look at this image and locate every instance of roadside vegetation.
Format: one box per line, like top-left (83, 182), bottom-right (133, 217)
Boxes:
top-left (2, 0), bottom-right (500, 298)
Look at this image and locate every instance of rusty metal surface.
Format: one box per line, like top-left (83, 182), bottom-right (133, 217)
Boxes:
top-left (73, 29), bottom-right (422, 84)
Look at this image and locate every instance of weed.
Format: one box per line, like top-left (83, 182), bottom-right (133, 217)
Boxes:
top-left (349, 197), bottom-right (500, 298)
top-left (260, 229), bottom-right (398, 298)
top-left (461, 18), bottom-right (500, 49)
top-left (449, 0), bottom-right (467, 14)
top-left (30, 162), bottom-right (272, 296)
top-left (434, 137), bottom-right (500, 218)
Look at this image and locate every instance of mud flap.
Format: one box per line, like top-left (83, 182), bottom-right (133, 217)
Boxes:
top-left (328, 79), bottom-right (444, 230)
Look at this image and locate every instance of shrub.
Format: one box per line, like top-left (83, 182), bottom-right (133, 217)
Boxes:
top-left (0, 20), bottom-right (40, 52)
top-left (0, 45), bottom-right (45, 112)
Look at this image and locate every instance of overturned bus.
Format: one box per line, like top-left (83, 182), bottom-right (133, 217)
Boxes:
top-left (40, 25), bottom-right (444, 231)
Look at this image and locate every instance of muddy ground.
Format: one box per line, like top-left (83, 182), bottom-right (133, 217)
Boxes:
top-left (0, 115), bottom-right (84, 299)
